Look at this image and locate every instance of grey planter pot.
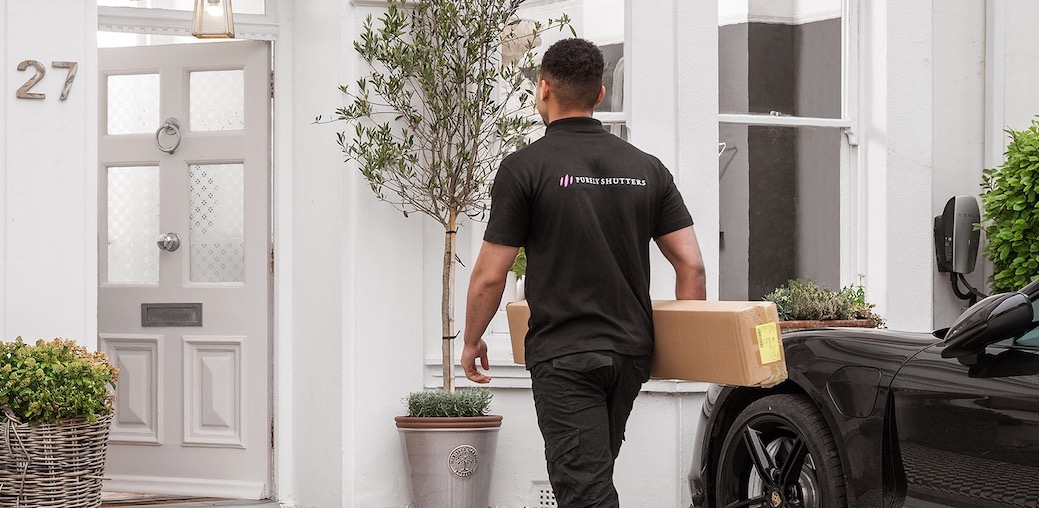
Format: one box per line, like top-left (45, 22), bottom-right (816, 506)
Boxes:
top-left (395, 415), bottom-right (503, 508)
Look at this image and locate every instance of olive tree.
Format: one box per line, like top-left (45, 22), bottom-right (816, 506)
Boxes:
top-left (329, 0), bottom-right (570, 391)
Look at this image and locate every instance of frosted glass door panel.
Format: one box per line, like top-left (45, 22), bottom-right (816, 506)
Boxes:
top-left (108, 167), bottom-right (160, 283)
top-left (190, 164), bottom-right (245, 283)
top-left (190, 70), bottom-right (245, 131)
top-left (107, 74), bottom-right (160, 135)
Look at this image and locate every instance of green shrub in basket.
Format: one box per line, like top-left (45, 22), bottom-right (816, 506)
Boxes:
top-left (0, 337), bottom-right (118, 424)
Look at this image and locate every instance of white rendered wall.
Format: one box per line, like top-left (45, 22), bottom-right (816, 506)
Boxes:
top-left (283, 1), bottom-right (344, 506)
top-left (343, 2), bottom-right (428, 507)
top-left (1003, 1), bottom-right (1039, 132)
top-left (861, 0), bottom-right (934, 332)
top-left (931, 0), bottom-right (987, 329)
top-left (284, 1), bottom-right (428, 506)
top-left (1, 1), bottom-right (97, 347)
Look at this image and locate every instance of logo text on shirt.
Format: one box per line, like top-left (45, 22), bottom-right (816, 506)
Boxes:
top-left (559, 174), bottom-right (647, 188)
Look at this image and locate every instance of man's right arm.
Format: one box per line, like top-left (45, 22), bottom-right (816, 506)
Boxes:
top-left (655, 226), bottom-right (707, 300)
top-left (461, 241), bottom-right (520, 383)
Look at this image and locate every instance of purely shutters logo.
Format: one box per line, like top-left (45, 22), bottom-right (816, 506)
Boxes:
top-left (559, 174), bottom-right (647, 188)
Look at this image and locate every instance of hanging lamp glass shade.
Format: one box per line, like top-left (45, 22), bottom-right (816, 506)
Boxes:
top-left (192, 0), bottom-right (235, 39)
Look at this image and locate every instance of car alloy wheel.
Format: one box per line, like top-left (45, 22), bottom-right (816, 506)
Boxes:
top-left (714, 394), bottom-right (846, 508)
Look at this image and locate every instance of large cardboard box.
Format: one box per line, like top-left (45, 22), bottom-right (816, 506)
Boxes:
top-left (505, 300), bottom-right (787, 387)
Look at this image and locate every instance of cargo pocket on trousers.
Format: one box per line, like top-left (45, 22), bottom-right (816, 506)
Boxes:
top-left (545, 428), bottom-right (580, 468)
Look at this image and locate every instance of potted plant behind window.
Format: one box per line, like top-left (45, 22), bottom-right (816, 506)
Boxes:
top-left (510, 247), bottom-right (526, 300)
top-left (980, 117), bottom-right (1039, 293)
top-left (0, 337), bottom-right (118, 508)
top-left (764, 279), bottom-right (885, 331)
top-left (325, 1), bottom-right (569, 506)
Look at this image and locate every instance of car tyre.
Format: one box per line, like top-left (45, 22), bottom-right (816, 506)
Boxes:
top-left (714, 394), bottom-right (846, 508)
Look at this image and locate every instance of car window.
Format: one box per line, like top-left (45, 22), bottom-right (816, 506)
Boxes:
top-left (1013, 326), bottom-right (1039, 348)
top-left (994, 298), bottom-right (1039, 348)
top-left (993, 299), bottom-right (1039, 348)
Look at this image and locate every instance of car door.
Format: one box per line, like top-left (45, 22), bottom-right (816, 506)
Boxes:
top-left (889, 324), bottom-right (1039, 507)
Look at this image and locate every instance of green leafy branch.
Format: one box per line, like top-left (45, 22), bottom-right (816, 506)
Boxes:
top-left (0, 337), bottom-right (118, 425)
top-left (980, 118), bottom-right (1039, 292)
top-left (320, 0), bottom-right (571, 224)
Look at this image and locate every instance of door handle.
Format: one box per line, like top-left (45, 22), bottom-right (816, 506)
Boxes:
top-left (157, 232), bottom-right (181, 252)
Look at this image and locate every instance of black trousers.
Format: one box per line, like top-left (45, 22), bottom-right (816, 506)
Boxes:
top-left (530, 351), bottom-right (651, 508)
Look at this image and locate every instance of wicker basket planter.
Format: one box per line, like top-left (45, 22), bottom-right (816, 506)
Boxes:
top-left (0, 411), bottom-right (113, 508)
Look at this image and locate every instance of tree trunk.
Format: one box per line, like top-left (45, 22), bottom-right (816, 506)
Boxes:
top-left (441, 211), bottom-right (459, 392)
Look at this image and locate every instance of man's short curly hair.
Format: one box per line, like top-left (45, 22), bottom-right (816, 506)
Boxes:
top-left (540, 38), bottom-right (604, 111)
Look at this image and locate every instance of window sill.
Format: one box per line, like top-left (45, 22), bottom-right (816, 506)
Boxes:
top-left (423, 361), bottom-right (710, 394)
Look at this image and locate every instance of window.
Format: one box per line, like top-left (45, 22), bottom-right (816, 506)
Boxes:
top-left (98, 0), bottom-right (266, 15)
top-left (516, 0), bottom-right (627, 142)
top-left (98, 0), bottom-right (278, 41)
top-left (1013, 328), bottom-right (1039, 348)
top-left (718, 0), bottom-right (858, 300)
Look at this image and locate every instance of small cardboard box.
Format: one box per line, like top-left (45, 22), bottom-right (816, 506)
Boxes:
top-left (505, 300), bottom-right (787, 387)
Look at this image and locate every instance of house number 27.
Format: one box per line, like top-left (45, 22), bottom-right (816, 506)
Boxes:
top-left (16, 60), bottom-right (78, 101)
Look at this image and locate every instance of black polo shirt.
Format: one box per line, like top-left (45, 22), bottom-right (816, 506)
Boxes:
top-left (485, 117), bottom-right (693, 367)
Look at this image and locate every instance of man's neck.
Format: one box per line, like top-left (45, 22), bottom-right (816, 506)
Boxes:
top-left (545, 111), bottom-right (594, 125)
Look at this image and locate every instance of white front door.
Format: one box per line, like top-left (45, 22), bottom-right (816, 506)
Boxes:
top-left (98, 40), bottom-right (271, 499)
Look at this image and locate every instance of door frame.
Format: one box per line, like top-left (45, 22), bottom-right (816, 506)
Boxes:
top-left (97, 11), bottom-right (289, 501)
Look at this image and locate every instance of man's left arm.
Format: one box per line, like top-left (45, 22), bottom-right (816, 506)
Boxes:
top-left (461, 241), bottom-right (520, 383)
top-left (655, 225), bottom-right (707, 300)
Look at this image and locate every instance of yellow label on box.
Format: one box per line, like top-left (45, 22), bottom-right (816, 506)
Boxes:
top-left (755, 322), bottom-right (781, 364)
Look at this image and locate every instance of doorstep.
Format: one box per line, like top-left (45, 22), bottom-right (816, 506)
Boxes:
top-left (114, 502), bottom-right (279, 508)
top-left (100, 493), bottom-right (280, 508)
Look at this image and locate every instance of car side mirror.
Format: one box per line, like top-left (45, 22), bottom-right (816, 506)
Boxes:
top-left (941, 292), bottom-right (1032, 362)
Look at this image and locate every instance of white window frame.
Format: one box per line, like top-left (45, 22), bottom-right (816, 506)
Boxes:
top-left (98, 1), bottom-right (279, 40)
top-left (717, 0), bottom-right (862, 288)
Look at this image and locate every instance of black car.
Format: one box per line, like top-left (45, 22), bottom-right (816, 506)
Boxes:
top-left (689, 279), bottom-right (1039, 508)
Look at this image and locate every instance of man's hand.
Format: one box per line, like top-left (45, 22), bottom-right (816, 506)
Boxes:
top-left (461, 339), bottom-right (491, 383)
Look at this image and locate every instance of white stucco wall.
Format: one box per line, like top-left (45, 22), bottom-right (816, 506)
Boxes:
top-left (861, 0), bottom-right (934, 332)
top-left (1003, 0), bottom-right (1039, 132)
top-left (931, 0), bottom-right (987, 329)
top-left (1, 0), bottom-right (97, 346)
top-left (281, 1), bottom-right (345, 505)
top-left (280, 1), bottom-right (428, 506)
top-left (279, 2), bottom-right (431, 506)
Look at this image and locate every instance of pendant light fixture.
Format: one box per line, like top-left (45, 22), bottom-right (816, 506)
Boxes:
top-left (192, 0), bottom-right (235, 39)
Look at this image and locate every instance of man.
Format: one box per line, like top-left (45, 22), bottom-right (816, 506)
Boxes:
top-left (461, 38), bottom-right (706, 506)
